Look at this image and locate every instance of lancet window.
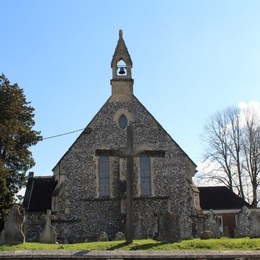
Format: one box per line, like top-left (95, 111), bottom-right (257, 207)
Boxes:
top-left (98, 155), bottom-right (110, 197)
top-left (117, 60), bottom-right (127, 76)
top-left (140, 156), bottom-right (151, 196)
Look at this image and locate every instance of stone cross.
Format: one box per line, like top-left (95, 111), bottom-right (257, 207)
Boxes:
top-left (96, 124), bottom-right (165, 244)
top-left (39, 210), bottom-right (57, 243)
top-left (204, 209), bottom-right (221, 238)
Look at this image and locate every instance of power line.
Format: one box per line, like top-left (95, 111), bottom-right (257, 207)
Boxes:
top-left (43, 128), bottom-right (84, 140)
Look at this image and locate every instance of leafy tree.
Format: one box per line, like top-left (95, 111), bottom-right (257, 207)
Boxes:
top-left (198, 105), bottom-right (260, 207)
top-left (0, 74), bottom-right (42, 217)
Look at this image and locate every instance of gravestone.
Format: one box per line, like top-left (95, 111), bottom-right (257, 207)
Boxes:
top-left (0, 205), bottom-right (25, 245)
top-left (98, 231), bottom-right (109, 241)
top-left (234, 206), bottom-right (250, 238)
top-left (39, 210), bottom-right (57, 243)
top-left (204, 209), bottom-right (221, 238)
top-left (114, 232), bottom-right (125, 241)
top-left (134, 216), bottom-right (143, 239)
top-left (201, 230), bottom-right (215, 239)
top-left (223, 226), bottom-right (230, 238)
top-left (152, 214), bottom-right (159, 239)
top-left (249, 210), bottom-right (260, 238)
top-left (159, 211), bottom-right (181, 243)
top-left (180, 209), bottom-right (193, 240)
top-left (0, 230), bottom-right (4, 244)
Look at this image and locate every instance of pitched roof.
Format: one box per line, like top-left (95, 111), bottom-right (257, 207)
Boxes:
top-left (52, 31), bottom-right (197, 173)
top-left (198, 186), bottom-right (251, 210)
top-left (23, 176), bottom-right (57, 212)
top-left (111, 30), bottom-right (133, 68)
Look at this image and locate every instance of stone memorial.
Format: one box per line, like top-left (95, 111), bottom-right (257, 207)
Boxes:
top-left (234, 206), bottom-right (250, 238)
top-left (39, 210), bottom-right (57, 243)
top-left (223, 226), bottom-right (230, 238)
top-left (98, 231), bottom-right (109, 241)
top-left (96, 124), bottom-right (165, 243)
top-left (159, 211), bottom-right (181, 243)
top-left (204, 209), bottom-right (221, 238)
top-left (249, 210), bottom-right (260, 238)
top-left (0, 205), bottom-right (25, 245)
top-left (152, 214), bottom-right (159, 239)
top-left (0, 230), bottom-right (4, 244)
top-left (201, 230), bottom-right (215, 239)
top-left (180, 209), bottom-right (193, 240)
top-left (114, 231), bottom-right (125, 241)
top-left (134, 215), bottom-right (144, 239)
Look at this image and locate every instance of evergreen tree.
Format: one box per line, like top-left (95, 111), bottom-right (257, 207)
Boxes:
top-left (0, 74), bottom-right (42, 217)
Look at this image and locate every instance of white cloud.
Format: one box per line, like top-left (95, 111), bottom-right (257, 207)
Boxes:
top-left (238, 100), bottom-right (260, 127)
top-left (194, 160), bottom-right (223, 186)
top-left (238, 100), bottom-right (260, 113)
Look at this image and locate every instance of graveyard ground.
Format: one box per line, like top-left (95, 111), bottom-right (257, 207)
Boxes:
top-left (0, 238), bottom-right (260, 251)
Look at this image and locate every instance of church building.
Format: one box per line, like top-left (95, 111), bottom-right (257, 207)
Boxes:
top-left (24, 30), bottom-right (203, 243)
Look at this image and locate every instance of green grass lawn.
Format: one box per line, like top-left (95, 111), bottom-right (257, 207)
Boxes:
top-left (0, 238), bottom-right (260, 251)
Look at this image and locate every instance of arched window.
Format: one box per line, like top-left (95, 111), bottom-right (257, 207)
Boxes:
top-left (99, 156), bottom-right (110, 197)
top-left (117, 60), bottom-right (127, 76)
top-left (118, 114), bottom-right (128, 129)
top-left (140, 156), bottom-right (151, 196)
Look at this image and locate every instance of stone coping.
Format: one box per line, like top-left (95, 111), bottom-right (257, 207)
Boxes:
top-left (0, 250), bottom-right (260, 259)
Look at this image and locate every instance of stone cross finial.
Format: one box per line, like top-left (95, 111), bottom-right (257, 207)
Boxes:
top-left (119, 30), bottom-right (123, 39)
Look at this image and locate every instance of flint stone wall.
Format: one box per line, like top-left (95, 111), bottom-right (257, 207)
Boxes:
top-left (50, 99), bottom-right (197, 243)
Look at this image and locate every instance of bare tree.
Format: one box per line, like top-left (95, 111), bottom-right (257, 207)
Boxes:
top-left (225, 106), bottom-right (245, 200)
top-left (200, 107), bottom-right (236, 191)
top-left (199, 105), bottom-right (260, 207)
top-left (241, 108), bottom-right (260, 207)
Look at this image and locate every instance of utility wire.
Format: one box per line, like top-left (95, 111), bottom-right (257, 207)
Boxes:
top-left (43, 128), bottom-right (84, 140)
top-left (42, 124), bottom-right (161, 140)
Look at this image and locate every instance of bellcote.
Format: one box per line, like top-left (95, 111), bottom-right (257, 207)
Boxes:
top-left (110, 30), bottom-right (134, 102)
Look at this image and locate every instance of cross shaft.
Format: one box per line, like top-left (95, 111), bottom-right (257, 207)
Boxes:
top-left (95, 124), bottom-right (165, 243)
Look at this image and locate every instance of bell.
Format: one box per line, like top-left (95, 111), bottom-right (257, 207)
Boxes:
top-left (119, 67), bottom-right (126, 75)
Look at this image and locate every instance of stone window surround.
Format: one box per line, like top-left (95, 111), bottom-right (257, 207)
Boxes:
top-left (140, 155), bottom-right (152, 196)
top-left (136, 144), bottom-right (155, 197)
top-left (95, 155), bottom-right (114, 198)
top-left (113, 109), bottom-right (133, 130)
top-left (94, 110), bottom-right (156, 199)
top-left (98, 155), bottom-right (110, 197)
top-left (95, 152), bottom-right (155, 199)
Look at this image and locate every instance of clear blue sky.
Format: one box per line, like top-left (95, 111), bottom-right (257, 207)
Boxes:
top-left (1, 1), bottom-right (260, 177)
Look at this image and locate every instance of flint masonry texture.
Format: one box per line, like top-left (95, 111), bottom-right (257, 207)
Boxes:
top-left (25, 31), bottom-right (202, 243)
